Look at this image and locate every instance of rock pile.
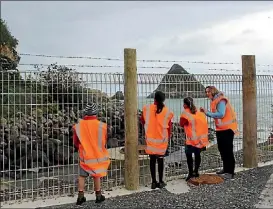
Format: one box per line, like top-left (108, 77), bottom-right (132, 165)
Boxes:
top-left (0, 95), bottom-right (216, 180)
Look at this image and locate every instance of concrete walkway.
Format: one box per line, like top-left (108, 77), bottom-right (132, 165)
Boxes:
top-left (255, 174), bottom-right (273, 208)
top-left (2, 162), bottom-right (273, 209)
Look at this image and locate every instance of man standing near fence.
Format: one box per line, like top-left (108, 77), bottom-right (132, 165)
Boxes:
top-left (73, 103), bottom-right (110, 205)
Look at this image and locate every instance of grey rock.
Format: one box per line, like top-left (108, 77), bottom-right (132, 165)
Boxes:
top-left (147, 64), bottom-right (206, 99)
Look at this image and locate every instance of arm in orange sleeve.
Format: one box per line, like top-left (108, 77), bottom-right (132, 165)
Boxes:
top-left (180, 116), bottom-right (189, 127)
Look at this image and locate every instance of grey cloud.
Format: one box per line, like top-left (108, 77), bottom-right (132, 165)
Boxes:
top-left (224, 29), bottom-right (262, 46)
top-left (1, 1), bottom-right (273, 72)
top-left (157, 33), bottom-right (216, 58)
top-left (241, 29), bottom-right (256, 35)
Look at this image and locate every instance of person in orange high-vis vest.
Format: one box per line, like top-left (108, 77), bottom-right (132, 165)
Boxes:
top-left (180, 97), bottom-right (209, 181)
top-left (73, 103), bottom-right (110, 205)
top-left (141, 91), bottom-right (174, 189)
top-left (200, 86), bottom-right (238, 179)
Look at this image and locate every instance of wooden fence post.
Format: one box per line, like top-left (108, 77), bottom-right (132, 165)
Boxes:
top-left (242, 55), bottom-right (258, 168)
top-left (124, 48), bottom-right (139, 190)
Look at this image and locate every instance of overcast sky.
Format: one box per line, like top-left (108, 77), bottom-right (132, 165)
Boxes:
top-left (2, 1), bottom-right (273, 74)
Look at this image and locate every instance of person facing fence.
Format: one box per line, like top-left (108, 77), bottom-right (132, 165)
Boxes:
top-left (140, 91), bottom-right (174, 189)
top-left (180, 97), bottom-right (209, 181)
top-left (200, 86), bottom-right (238, 179)
top-left (72, 103), bottom-right (110, 205)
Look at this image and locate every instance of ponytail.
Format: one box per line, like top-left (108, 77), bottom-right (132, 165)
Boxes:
top-left (154, 91), bottom-right (165, 114)
top-left (189, 104), bottom-right (197, 114)
top-left (156, 102), bottom-right (164, 114)
top-left (183, 97), bottom-right (197, 114)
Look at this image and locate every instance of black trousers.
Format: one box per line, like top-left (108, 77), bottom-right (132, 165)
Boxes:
top-left (149, 155), bottom-right (164, 183)
top-left (185, 145), bottom-right (202, 174)
top-left (216, 129), bottom-right (235, 174)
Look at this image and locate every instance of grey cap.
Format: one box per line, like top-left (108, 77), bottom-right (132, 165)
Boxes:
top-left (83, 103), bottom-right (98, 116)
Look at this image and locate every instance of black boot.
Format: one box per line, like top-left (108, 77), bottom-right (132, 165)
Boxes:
top-left (151, 182), bottom-right (158, 189)
top-left (216, 169), bottom-right (226, 175)
top-left (186, 173), bottom-right (194, 181)
top-left (157, 181), bottom-right (167, 189)
top-left (193, 170), bottom-right (199, 178)
top-left (76, 191), bottom-right (86, 205)
top-left (95, 191), bottom-right (105, 203)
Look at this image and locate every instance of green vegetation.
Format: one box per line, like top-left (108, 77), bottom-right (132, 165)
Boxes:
top-left (0, 19), bottom-right (108, 119)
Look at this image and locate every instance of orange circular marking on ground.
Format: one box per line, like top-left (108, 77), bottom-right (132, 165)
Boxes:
top-left (188, 174), bottom-right (224, 186)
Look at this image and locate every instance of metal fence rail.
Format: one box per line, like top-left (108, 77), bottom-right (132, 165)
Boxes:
top-left (1, 69), bottom-right (273, 204)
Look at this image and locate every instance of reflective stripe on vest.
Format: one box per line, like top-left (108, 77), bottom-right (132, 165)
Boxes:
top-left (215, 103), bottom-right (237, 128)
top-left (75, 120), bottom-right (109, 164)
top-left (145, 146), bottom-right (166, 154)
top-left (85, 168), bottom-right (108, 175)
top-left (182, 111), bottom-right (208, 141)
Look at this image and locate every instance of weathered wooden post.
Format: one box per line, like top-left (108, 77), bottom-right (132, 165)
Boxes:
top-left (124, 48), bottom-right (139, 190)
top-left (242, 55), bottom-right (258, 168)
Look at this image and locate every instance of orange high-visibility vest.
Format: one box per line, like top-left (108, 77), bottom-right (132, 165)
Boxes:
top-left (74, 119), bottom-right (110, 178)
top-left (180, 109), bottom-right (209, 148)
top-left (142, 104), bottom-right (174, 155)
top-left (210, 96), bottom-right (238, 133)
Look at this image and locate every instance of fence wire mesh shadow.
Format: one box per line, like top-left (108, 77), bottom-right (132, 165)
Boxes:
top-left (0, 70), bottom-right (273, 204)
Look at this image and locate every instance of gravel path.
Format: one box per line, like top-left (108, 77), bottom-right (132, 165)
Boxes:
top-left (40, 165), bottom-right (273, 209)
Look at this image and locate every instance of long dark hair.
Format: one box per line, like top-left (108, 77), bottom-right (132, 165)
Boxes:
top-left (154, 91), bottom-right (165, 114)
top-left (183, 97), bottom-right (197, 114)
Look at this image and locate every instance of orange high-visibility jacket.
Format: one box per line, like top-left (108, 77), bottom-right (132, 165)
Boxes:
top-left (142, 104), bottom-right (174, 155)
top-left (210, 95), bottom-right (238, 133)
top-left (73, 119), bottom-right (110, 178)
top-left (180, 108), bottom-right (209, 148)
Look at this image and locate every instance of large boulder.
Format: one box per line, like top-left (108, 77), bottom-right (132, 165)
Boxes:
top-left (111, 91), bottom-right (124, 100)
top-left (147, 64), bottom-right (206, 98)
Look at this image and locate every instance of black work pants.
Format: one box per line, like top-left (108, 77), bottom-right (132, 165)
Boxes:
top-left (216, 129), bottom-right (235, 174)
top-left (185, 145), bottom-right (202, 174)
top-left (149, 155), bottom-right (164, 183)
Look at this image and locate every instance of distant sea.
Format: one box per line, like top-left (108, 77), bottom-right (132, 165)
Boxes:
top-left (137, 93), bottom-right (273, 152)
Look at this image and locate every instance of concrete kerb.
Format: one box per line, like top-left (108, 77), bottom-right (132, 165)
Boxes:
top-left (2, 160), bottom-right (273, 209)
top-left (255, 173), bottom-right (273, 208)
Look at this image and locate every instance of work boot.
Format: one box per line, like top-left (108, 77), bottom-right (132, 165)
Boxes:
top-left (151, 182), bottom-right (158, 189)
top-left (95, 194), bottom-right (106, 203)
top-left (76, 196), bottom-right (86, 205)
top-left (193, 171), bottom-right (199, 178)
top-left (224, 173), bottom-right (235, 180)
top-left (157, 181), bottom-right (167, 189)
top-left (216, 169), bottom-right (226, 175)
top-left (186, 173), bottom-right (194, 181)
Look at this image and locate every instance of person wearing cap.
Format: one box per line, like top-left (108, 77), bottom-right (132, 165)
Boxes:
top-left (72, 103), bottom-right (110, 205)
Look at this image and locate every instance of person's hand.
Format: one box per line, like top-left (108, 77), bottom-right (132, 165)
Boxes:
top-left (200, 107), bottom-right (207, 114)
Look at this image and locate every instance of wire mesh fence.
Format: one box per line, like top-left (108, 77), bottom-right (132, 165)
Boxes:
top-left (1, 55), bottom-right (273, 205)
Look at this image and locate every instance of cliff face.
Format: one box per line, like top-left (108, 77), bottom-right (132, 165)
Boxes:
top-left (147, 64), bottom-right (206, 99)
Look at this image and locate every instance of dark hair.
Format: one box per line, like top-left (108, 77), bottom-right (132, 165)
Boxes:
top-left (154, 91), bottom-right (165, 114)
top-left (183, 97), bottom-right (197, 114)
